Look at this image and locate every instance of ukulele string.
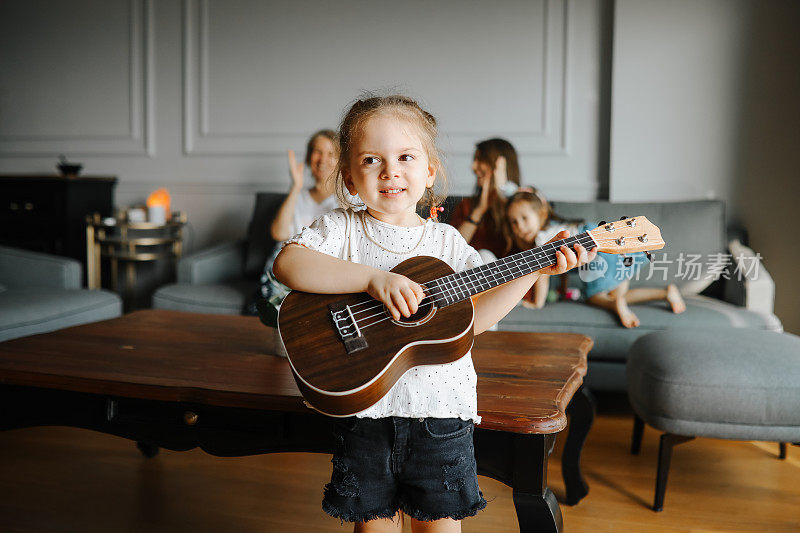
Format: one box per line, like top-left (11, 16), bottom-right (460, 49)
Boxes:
top-left (347, 235), bottom-right (596, 323)
top-left (347, 236), bottom-right (597, 328)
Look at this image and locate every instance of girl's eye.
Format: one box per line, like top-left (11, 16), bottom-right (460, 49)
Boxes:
top-left (363, 156), bottom-right (379, 165)
top-left (399, 154), bottom-right (414, 161)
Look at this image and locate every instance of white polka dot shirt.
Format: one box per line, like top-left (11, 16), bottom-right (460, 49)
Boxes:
top-left (284, 208), bottom-right (483, 423)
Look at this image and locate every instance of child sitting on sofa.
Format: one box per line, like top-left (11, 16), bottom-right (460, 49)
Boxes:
top-left (503, 189), bottom-right (686, 327)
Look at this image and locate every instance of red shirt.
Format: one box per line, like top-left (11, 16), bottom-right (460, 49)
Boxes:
top-left (449, 198), bottom-right (507, 259)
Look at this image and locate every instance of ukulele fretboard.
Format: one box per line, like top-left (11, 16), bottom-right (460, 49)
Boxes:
top-left (426, 232), bottom-right (596, 307)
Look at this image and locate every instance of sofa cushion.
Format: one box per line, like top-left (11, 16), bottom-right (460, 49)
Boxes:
top-left (152, 281), bottom-right (257, 315)
top-left (0, 288), bottom-right (122, 341)
top-left (498, 295), bottom-right (781, 364)
top-left (550, 200), bottom-right (725, 293)
top-left (626, 329), bottom-right (800, 441)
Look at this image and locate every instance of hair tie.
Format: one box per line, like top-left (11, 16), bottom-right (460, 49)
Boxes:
top-left (429, 205), bottom-right (444, 221)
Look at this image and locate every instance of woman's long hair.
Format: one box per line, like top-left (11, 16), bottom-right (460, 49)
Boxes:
top-left (473, 138), bottom-right (521, 234)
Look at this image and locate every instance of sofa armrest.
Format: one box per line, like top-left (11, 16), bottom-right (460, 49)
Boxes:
top-left (177, 240), bottom-right (247, 284)
top-left (0, 246), bottom-right (81, 289)
top-left (722, 239), bottom-right (775, 314)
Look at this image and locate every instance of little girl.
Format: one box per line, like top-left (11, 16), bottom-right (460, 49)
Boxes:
top-left (273, 94), bottom-right (594, 532)
top-left (503, 188), bottom-right (577, 309)
top-left (503, 190), bottom-right (686, 327)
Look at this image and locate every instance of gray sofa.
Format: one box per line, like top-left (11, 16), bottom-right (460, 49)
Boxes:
top-left (495, 198), bottom-right (781, 391)
top-left (0, 246), bottom-right (122, 342)
top-left (152, 193), bottom-right (781, 392)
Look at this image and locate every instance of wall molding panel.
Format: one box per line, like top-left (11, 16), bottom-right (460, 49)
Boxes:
top-left (183, 0), bottom-right (571, 157)
top-left (0, 0), bottom-right (155, 157)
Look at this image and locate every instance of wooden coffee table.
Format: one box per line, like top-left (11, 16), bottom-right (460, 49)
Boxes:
top-left (0, 310), bottom-right (594, 533)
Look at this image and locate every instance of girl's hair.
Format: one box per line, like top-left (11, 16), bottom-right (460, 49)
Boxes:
top-left (334, 94), bottom-right (447, 213)
top-left (473, 138), bottom-right (521, 235)
top-left (304, 129), bottom-right (338, 166)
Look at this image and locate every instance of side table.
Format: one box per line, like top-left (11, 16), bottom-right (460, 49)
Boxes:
top-left (86, 213), bottom-right (186, 309)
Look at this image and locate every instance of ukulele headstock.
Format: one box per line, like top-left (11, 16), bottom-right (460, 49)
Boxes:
top-left (587, 216), bottom-right (664, 255)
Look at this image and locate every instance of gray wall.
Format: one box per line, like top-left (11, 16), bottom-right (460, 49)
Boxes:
top-left (1, 0), bottom-right (797, 333)
top-left (0, 0), bottom-right (603, 249)
top-left (610, 0), bottom-right (799, 334)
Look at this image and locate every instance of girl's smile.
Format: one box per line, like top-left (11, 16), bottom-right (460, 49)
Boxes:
top-left (344, 115), bottom-right (435, 226)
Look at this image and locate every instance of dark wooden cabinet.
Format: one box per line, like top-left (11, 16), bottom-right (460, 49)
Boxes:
top-left (0, 175), bottom-right (117, 271)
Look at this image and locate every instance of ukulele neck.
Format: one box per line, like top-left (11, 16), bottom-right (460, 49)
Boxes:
top-left (429, 232), bottom-right (596, 307)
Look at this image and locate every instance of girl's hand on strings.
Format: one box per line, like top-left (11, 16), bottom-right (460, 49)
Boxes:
top-left (287, 150), bottom-right (304, 191)
top-left (368, 271), bottom-right (426, 321)
top-left (540, 230), bottom-right (598, 276)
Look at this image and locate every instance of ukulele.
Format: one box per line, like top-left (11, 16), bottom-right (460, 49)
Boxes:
top-left (278, 216), bottom-right (664, 416)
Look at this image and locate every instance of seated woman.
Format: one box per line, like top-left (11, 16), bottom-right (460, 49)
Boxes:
top-left (270, 129), bottom-right (338, 241)
top-left (504, 189), bottom-right (686, 327)
top-left (249, 129), bottom-right (338, 320)
top-left (449, 138), bottom-right (521, 260)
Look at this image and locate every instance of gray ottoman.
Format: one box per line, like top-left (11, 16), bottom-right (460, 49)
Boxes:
top-left (152, 280), bottom-right (256, 315)
top-left (626, 329), bottom-right (800, 511)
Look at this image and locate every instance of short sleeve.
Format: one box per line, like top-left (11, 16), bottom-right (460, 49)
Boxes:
top-left (283, 208), bottom-right (347, 258)
top-left (459, 244), bottom-right (484, 271)
top-left (442, 224), bottom-right (484, 272)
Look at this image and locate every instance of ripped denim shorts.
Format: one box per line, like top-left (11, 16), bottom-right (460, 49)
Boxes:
top-left (322, 416), bottom-right (487, 523)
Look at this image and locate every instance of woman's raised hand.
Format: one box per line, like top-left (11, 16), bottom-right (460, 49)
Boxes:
top-left (473, 172), bottom-right (492, 219)
top-left (493, 155), bottom-right (508, 189)
top-left (540, 230), bottom-right (598, 276)
top-left (287, 149), bottom-right (304, 191)
top-left (367, 270), bottom-right (426, 321)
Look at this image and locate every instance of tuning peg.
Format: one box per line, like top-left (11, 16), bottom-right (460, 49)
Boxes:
top-left (598, 220), bottom-right (606, 226)
top-left (622, 255), bottom-right (633, 267)
top-left (620, 215), bottom-right (628, 220)
top-left (645, 252), bottom-right (653, 262)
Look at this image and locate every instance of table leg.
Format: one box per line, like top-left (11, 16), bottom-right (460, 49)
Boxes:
top-left (562, 385), bottom-right (596, 505)
top-left (512, 433), bottom-right (562, 533)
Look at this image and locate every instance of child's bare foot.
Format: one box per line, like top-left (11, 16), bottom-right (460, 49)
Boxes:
top-left (615, 296), bottom-right (640, 328)
top-left (666, 284), bottom-right (686, 314)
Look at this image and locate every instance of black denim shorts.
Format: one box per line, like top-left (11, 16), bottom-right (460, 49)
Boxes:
top-left (322, 416), bottom-right (487, 523)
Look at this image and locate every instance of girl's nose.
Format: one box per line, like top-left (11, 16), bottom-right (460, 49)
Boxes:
top-left (382, 161), bottom-right (400, 179)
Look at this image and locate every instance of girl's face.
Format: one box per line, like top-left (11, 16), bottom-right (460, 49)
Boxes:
top-left (507, 201), bottom-right (544, 248)
top-left (343, 114), bottom-right (435, 226)
top-left (308, 135), bottom-right (337, 185)
top-left (471, 151), bottom-right (493, 189)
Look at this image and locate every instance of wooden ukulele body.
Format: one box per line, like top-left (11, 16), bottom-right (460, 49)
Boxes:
top-left (278, 255), bottom-right (474, 417)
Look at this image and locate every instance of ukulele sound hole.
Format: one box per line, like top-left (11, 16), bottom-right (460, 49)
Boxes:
top-left (388, 300), bottom-right (436, 327)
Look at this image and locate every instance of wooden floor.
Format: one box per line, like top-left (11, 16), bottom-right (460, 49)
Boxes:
top-left (1, 405), bottom-right (798, 532)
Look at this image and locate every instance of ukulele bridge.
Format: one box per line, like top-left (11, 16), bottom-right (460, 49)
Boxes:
top-left (329, 301), bottom-right (368, 354)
